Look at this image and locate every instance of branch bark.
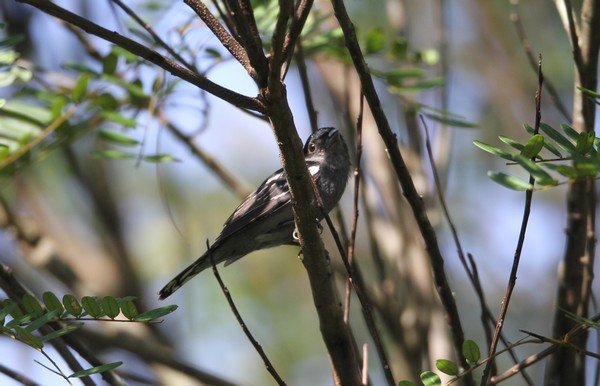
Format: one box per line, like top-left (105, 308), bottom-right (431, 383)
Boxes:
top-left (546, 0), bottom-right (600, 385)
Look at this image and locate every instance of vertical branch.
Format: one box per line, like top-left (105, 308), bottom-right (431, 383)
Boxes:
top-left (480, 57), bottom-right (543, 386)
top-left (547, 0), bottom-right (600, 384)
top-left (329, 1), bottom-right (472, 382)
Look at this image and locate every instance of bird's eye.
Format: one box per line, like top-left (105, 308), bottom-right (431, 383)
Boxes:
top-left (308, 143), bottom-right (317, 153)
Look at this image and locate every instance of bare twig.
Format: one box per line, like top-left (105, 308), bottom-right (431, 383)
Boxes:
top-left (421, 116), bottom-right (534, 386)
top-left (111, 0), bottom-right (197, 72)
top-left (481, 55), bottom-right (544, 386)
top-left (208, 242), bottom-right (287, 386)
top-left (165, 120), bottom-right (251, 199)
top-left (329, 1), bottom-right (472, 382)
top-left (0, 363), bottom-right (42, 386)
top-left (17, 0), bottom-right (264, 113)
top-left (510, 0), bottom-right (570, 121)
top-left (343, 93), bottom-right (364, 323)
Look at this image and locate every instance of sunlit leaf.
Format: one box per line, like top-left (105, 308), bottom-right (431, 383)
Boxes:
top-left (420, 370), bottom-right (441, 386)
top-left (511, 155), bottom-right (557, 186)
top-left (143, 154), bottom-right (181, 163)
top-left (436, 359), bottom-right (459, 375)
top-left (72, 73), bottom-right (90, 103)
top-left (540, 123), bottom-right (576, 153)
top-left (463, 339), bottom-right (481, 365)
top-left (473, 141), bottom-right (513, 161)
top-left (520, 134), bottom-right (544, 158)
top-left (576, 131), bottom-right (595, 154)
top-left (487, 171), bottom-right (533, 191)
top-left (97, 130), bottom-right (139, 145)
top-left (90, 150), bottom-right (135, 160)
top-left (499, 135), bottom-right (525, 152)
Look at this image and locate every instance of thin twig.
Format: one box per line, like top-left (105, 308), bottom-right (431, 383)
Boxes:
top-left (329, 1), bottom-right (472, 382)
top-left (480, 55), bottom-right (544, 386)
top-left (165, 120), bottom-right (251, 199)
top-left (17, 0), bottom-right (264, 112)
top-left (510, 0), bottom-right (570, 121)
top-left (294, 39), bottom-right (319, 133)
top-left (421, 115), bottom-right (534, 386)
top-left (343, 93), bottom-right (364, 323)
top-left (208, 242), bottom-right (286, 386)
top-left (0, 362), bottom-right (42, 386)
top-left (314, 194), bottom-right (395, 385)
top-left (111, 0), bottom-right (197, 72)
top-left (489, 313), bottom-right (600, 384)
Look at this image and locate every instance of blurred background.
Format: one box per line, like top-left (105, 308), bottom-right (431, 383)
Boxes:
top-left (0, 0), bottom-right (597, 385)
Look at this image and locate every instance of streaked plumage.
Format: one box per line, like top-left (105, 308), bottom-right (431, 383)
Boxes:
top-left (159, 127), bottom-right (350, 300)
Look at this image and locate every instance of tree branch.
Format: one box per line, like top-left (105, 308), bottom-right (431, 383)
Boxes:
top-left (329, 1), bottom-right (472, 382)
top-left (16, 0), bottom-right (265, 113)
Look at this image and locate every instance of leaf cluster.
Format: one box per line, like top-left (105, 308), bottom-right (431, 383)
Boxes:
top-left (474, 122), bottom-right (600, 190)
top-left (399, 339), bottom-right (481, 386)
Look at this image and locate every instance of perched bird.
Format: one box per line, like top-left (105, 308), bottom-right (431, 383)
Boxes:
top-left (159, 127), bottom-right (351, 300)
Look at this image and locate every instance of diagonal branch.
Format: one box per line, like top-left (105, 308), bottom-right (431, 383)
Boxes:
top-left (329, 1), bottom-right (473, 383)
top-left (17, 0), bottom-right (265, 113)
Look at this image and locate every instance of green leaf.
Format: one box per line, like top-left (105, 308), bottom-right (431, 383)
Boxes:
top-left (436, 359), bottom-right (459, 376)
top-left (0, 300), bottom-right (19, 323)
top-left (560, 123), bottom-right (579, 142)
top-left (132, 305), bottom-right (177, 322)
top-left (397, 381), bottom-right (416, 386)
top-left (540, 122), bottom-right (576, 153)
top-left (544, 164), bottom-right (579, 179)
top-left (102, 52), bottom-right (118, 75)
top-left (520, 134), bottom-right (544, 158)
top-left (63, 294), bottom-right (83, 317)
top-left (473, 141), bottom-right (513, 161)
top-left (462, 339), bottom-right (481, 365)
top-left (72, 73), bottom-right (90, 103)
top-left (511, 154), bottom-right (558, 186)
top-left (22, 294), bottom-right (44, 319)
top-left (499, 135), bottom-right (525, 152)
top-left (42, 292), bottom-right (64, 315)
top-left (0, 35), bottom-right (26, 49)
top-left (14, 326), bottom-right (43, 350)
top-left (523, 124), bottom-right (562, 157)
top-left (364, 27), bottom-right (385, 55)
top-left (488, 171), bottom-right (533, 191)
top-left (424, 112), bottom-right (478, 129)
top-left (420, 371), bottom-right (441, 386)
top-left (101, 296), bottom-right (120, 319)
top-left (40, 323), bottom-right (83, 343)
top-left (99, 111), bottom-right (138, 128)
top-left (143, 154), bottom-right (181, 163)
top-left (97, 130), bottom-right (139, 145)
top-left (90, 150), bottom-right (135, 160)
top-left (576, 131), bottom-right (595, 154)
top-left (69, 361), bottom-right (123, 378)
top-left (120, 300), bottom-right (138, 320)
top-left (24, 309), bottom-right (61, 333)
top-left (62, 62), bottom-right (100, 75)
top-left (81, 296), bottom-right (103, 318)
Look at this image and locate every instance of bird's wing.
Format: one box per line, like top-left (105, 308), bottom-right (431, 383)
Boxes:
top-left (216, 168), bottom-right (292, 241)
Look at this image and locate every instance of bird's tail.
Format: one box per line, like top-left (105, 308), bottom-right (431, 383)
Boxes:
top-left (158, 254), bottom-right (212, 300)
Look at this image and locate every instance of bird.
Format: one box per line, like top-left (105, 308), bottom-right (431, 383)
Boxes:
top-left (159, 127), bottom-right (351, 300)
